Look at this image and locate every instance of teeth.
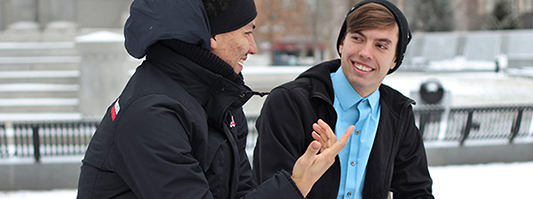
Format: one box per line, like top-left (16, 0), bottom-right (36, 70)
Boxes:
top-left (238, 60), bottom-right (245, 66)
top-left (355, 64), bottom-right (372, 71)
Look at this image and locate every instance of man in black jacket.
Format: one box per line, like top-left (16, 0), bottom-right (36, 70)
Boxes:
top-left (253, 0), bottom-right (434, 199)
top-left (76, 0), bottom-right (351, 198)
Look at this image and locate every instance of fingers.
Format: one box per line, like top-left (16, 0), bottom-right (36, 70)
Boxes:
top-left (327, 125), bottom-right (354, 154)
top-left (313, 119), bottom-right (336, 149)
top-left (311, 131), bottom-right (322, 143)
top-left (291, 124), bottom-right (354, 197)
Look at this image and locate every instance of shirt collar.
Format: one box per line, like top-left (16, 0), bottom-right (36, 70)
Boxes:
top-left (331, 66), bottom-right (380, 112)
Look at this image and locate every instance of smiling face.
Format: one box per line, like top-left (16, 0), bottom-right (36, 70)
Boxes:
top-left (210, 19), bottom-right (257, 74)
top-left (338, 26), bottom-right (398, 97)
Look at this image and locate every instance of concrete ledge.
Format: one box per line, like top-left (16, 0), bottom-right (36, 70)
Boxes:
top-left (0, 56), bottom-right (80, 64)
top-left (0, 113), bottom-right (82, 122)
top-left (426, 139), bottom-right (533, 166)
top-left (0, 157), bottom-right (82, 191)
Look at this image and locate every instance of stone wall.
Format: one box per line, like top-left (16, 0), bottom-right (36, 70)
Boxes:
top-left (0, 0), bottom-right (131, 31)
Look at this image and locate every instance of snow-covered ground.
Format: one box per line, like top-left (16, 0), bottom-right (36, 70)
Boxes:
top-left (1, 161), bottom-right (531, 199)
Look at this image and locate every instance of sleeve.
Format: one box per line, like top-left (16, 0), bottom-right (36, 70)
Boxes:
top-left (110, 94), bottom-right (306, 199)
top-left (235, 104), bottom-right (306, 199)
top-left (111, 95), bottom-right (214, 199)
top-left (252, 86), bottom-right (314, 185)
top-left (243, 170), bottom-right (305, 199)
top-left (390, 107), bottom-right (435, 199)
top-left (233, 108), bottom-right (255, 197)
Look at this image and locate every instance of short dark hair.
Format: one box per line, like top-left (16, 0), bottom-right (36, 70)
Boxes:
top-left (344, 3), bottom-right (398, 57)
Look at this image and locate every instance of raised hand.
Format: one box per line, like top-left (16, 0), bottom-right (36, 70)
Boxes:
top-left (291, 119), bottom-right (354, 197)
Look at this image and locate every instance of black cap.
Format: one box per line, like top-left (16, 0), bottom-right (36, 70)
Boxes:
top-left (206, 0), bottom-right (257, 36)
top-left (336, 0), bottom-right (412, 74)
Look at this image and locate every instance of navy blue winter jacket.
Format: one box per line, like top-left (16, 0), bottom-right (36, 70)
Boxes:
top-left (77, 0), bottom-right (304, 198)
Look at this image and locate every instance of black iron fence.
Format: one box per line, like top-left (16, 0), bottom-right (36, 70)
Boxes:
top-left (414, 104), bottom-right (533, 145)
top-left (1, 105), bottom-right (532, 162)
top-left (0, 120), bottom-right (98, 161)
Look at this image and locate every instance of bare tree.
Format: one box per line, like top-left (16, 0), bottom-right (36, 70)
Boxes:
top-left (410, 0), bottom-right (454, 32)
top-left (486, 0), bottom-right (520, 30)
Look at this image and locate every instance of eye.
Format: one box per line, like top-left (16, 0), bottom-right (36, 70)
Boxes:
top-left (352, 36), bottom-right (362, 42)
top-left (377, 44), bottom-right (388, 49)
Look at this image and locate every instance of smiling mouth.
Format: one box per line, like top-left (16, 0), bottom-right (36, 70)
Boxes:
top-left (354, 63), bottom-right (373, 72)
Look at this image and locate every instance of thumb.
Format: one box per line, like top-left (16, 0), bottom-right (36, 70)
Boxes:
top-left (301, 140), bottom-right (322, 160)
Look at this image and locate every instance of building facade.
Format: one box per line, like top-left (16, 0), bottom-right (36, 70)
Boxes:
top-left (0, 0), bottom-right (531, 63)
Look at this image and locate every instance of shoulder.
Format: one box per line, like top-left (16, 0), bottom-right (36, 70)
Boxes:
top-left (379, 84), bottom-right (415, 115)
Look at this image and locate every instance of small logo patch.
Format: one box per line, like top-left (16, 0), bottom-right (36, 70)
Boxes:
top-left (111, 98), bottom-right (120, 121)
top-left (230, 116), bottom-right (236, 128)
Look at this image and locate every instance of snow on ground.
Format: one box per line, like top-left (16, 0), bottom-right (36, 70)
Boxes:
top-left (1, 161), bottom-right (532, 199)
top-left (430, 161), bottom-right (533, 199)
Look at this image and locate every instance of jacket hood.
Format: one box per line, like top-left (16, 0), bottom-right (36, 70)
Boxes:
top-left (297, 59), bottom-right (341, 102)
top-left (124, 0), bottom-right (211, 59)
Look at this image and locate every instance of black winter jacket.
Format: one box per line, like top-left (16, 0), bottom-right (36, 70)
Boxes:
top-left (253, 59), bottom-right (434, 199)
top-left (77, 41), bottom-right (305, 199)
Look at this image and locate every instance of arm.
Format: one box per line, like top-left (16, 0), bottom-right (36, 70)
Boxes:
top-left (112, 97), bottom-right (213, 198)
top-left (390, 107), bottom-right (434, 199)
top-left (253, 87), bottom-right (352, 197)
top-left (253, 87), bottom-right (311, 185)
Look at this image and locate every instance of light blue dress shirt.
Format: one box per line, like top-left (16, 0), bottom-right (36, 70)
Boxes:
top-left (330, 67), bottom-right (381, 199)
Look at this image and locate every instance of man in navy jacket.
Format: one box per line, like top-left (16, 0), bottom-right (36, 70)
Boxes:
top-left (76, 0), bottom-right (351, 198)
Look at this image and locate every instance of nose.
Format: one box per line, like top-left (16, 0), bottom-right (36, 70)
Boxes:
top-left (248, 36), bottom-right (257, 55)
top-left (359, 43), bottom-right (373, 60)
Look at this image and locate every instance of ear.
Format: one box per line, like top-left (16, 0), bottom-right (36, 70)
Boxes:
top-left (390, 61), bottom-right (397, 70)
top-left (391, 57), bottom-right (398, 69)
top-left (210, 37), bottom-right (217, 49)
top-left (338, 44), bottom-right (343, 55)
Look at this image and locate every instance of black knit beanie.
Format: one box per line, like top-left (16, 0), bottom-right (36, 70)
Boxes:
top-left (205, 0), bottom-right (257, 36)
top-left (336, 0), bottom-right (412, 74)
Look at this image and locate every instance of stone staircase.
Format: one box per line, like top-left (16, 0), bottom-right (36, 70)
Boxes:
top-left (0, 39), bottom-right (82, 121)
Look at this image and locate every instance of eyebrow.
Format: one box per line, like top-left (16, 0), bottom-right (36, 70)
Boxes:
top-left (354, 31), bottom-right (393, 44)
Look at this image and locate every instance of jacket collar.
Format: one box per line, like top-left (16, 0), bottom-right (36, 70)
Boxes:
top-left (145, 41), bottom-right (252, 122)
top-left (297, 58), bottom-right (413, 109)
top-left (297, 59), bottom-right (341, 105)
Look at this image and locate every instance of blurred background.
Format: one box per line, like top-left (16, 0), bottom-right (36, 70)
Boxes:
top-left (0, 0), bottom-right (532, 198)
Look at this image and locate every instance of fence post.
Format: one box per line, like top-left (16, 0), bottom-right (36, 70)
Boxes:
top-left (460, 111), bottom-right (474, 146)
top-left (32, 124), bottom-right (41, 163)
top-left (509, 109), bottom-right (523, 143)
top-left (418, 113), bottom-right (429, 136)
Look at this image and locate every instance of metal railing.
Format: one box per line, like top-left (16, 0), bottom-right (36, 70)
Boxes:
top-left (0, 120), bottom-right (98, 162)
top-left (414, 104), bottom-right (533, 145)
top-left (1, 104), bottom-right (532, 162)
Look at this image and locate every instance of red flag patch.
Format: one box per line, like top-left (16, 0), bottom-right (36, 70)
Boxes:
top-left (230, 116), bottom-right (236, 128)
top-left (111, 99), bottom-right (120, 121)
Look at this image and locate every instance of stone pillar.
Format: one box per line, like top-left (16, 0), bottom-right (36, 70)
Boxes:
top-left (3, 0), bottom-right (39, 35)
top-left (4, 0), bottom-right (38, 23)
top-left (38, 0), bottom-right (76, 24)
top-left (76, 31), bottom-right (140, 118)
top-left (39, 0), bottom-right (78, 41)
